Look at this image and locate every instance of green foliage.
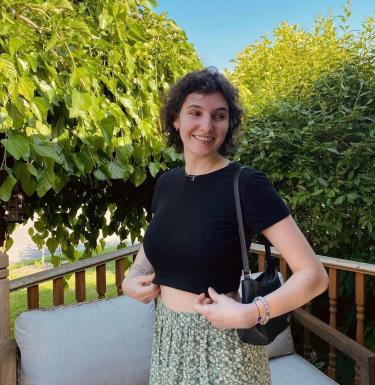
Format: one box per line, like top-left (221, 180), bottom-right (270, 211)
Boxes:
top-left (227, 11), bottom-right (356, 115)
top-left (234, 61), bottom-right (375, 261)
top-left (229, 5), bottom-right (375, 373)
top-left (230, 11), bottom-right (375, 263)
top-left (0, 0), bottom-right (201, 259)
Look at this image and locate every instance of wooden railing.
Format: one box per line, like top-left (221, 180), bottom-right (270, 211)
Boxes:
top-left (10, 244), bottom-right (140, 307)
top-left (1, 243), bottom-right (375, 384)
top-left (252, 243), bottom-right (375, 385)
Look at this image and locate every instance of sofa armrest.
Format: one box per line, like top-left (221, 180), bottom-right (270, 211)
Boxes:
top-left (0, 341), bottom-right (17, 385)
top-left (292, 308), bottom-right (375, 385)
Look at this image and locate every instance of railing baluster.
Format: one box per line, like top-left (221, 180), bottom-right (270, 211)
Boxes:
top-left (355, 272), bottom-right (366, 385)
top-left (96, 264), bottom-right (106, 299)
top-left (279, 258), bottom-right (288, 279)
top-left (328, 267), bottom-right (338, 380)
top-left (303, 301), bottom-right (312, 359)
top-left (257, 252), bottom-right (265, 272)
top-left (115, 258), bottom-right (125, 296)
top-left (27, 285), bottom-right (40, 309)
top-left (53, 277), bottom-right (64, 306)
top-left (75, 270), bottom-right (86, 303)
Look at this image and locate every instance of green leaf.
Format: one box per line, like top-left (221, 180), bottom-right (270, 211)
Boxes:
top-left (131, 166), bottom-right (146, 187)
top-left (68, 91), bottom-right (92, 118)
top-left (99, 11), bottom-right (113, 30)
top-left (51, 255), bottom-right (61, 267)
top-left (5, 237), bottom-right (13, 250)
top-left (8, 37), bottom-right (25, 57)
top-left (36, 170), bottom-right (55, 197)
top-left (334, 196), bottom-right (345, 205)
top-left (100, 115), bottom-right (116, 144)
top-left (1, 133), bottom-right (30, 160)
top-left (0, 55), bottom-right (17, 79)
top-left (32, 143), bottom-right (63, 164)
top-left (52, 0), bottom-right (74, 10)
top-left (31, 97), bottom-right (50, 121)
top-left (108, 162), bottom-right (125, 179)
top-left (18, 76), bottom-right (36, 101)
top-left (93, 168), bottom-right (108, 180)
top-left (22, 176), bottom-right (37, 196)
top-left (327, 147), bottom-right (340, 155)
top-left (115, 143), bottom-right (134, 162)
top-left (0, 173), bottom-right (17, 202)
top-left (47, 237), bottom-right (59, 254)
top-left (148, 162), bottom-right (159, 177)
top-left (318, 178), bottom-right (328, 187)
top-left (26, 163), bottom-right (40, 177)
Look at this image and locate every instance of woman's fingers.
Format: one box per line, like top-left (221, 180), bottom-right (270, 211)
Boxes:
top-left (137, 283), bottom-right (160, 302)
top-left (137, 272), bottom-right (156, 285)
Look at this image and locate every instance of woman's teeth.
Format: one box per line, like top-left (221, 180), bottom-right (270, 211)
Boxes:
top-left (193, 135), bottom-right (214, 142)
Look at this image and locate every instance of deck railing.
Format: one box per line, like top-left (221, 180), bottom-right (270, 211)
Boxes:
top-left (252, 243), bottom-right (375, 384)
top-left (2, 243), bottom-right (375, 384)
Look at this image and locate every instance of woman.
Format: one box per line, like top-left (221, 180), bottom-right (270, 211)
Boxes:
top-left (122, 67), bottom-right (328, 385)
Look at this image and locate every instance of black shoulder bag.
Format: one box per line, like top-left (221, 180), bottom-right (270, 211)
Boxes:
top-left (234, 166), bottom-right (290, 345)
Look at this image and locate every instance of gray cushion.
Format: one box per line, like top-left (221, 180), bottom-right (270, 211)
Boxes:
top-left (264, 322), bottom-right (294, 358)
top-left (270, 353), bottom-right (339, 384)
top-left (15, 296), bottom-right (154, 385)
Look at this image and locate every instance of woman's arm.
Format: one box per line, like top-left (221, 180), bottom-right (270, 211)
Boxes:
top-left (193, 214), bottom-right (328, 329)
top-left (121, 245), bottom-right (160, 303)
top-left (125, 245), bottom-right (155, 279)
top-left (257, 214), bottom-right (329, 320)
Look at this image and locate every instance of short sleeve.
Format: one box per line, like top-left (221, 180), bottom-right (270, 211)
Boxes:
top-left (151, 169), bottom-right (170, 214)
top-left (241, 170), bottom-right (290, 234)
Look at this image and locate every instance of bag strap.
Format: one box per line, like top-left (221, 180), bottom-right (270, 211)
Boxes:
top-left (234, 166), bottom-right (275, 278)
top-left (234, 166), bottom-right (251, 277)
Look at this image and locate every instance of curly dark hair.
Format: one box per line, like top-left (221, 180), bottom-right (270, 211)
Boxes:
top-left (160, 67), bottom-right (243, 155)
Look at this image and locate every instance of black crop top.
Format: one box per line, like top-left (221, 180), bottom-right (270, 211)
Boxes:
top-left (143, 162), bottom-right (290, 296)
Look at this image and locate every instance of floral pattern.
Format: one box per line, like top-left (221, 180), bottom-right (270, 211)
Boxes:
top-left (150, 297), bottom-right (271, 385)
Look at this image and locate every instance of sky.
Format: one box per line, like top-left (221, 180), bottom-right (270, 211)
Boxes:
top-left (155, 0), bottom-right (375, 71)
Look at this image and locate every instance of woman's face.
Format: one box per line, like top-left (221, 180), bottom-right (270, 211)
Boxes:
top-left (173, 92), bottom-right (229, 159)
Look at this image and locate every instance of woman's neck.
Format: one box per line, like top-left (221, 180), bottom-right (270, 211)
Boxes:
top-left (184, 154), bottom-right (230, 176)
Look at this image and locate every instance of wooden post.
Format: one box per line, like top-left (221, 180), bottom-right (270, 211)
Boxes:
top-left (0, 240), bottom-right (17, 384)
top-left (257, 253), bottom-right (265, 272)
top-left (75, 270), bottom-right (86, 303)
top-left (303, 301), bottom-right (312, 359)
top-left (96, 264), bottom-right (106, 299)
top-left (355, 272), bottom-right (366, 385)
top-left (327, 267), bottom-right (338, 380)
top-left (115, 258), bottom-right (125, 296)
top-left (0, 250), bottom-right (10, 344)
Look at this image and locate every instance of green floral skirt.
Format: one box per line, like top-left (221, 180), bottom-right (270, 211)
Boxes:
top-left (149, 297), bottom-right (271, 385)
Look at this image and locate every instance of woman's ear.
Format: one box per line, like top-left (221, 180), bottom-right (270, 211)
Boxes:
top-left (173, 117), bottom-right (179, 131)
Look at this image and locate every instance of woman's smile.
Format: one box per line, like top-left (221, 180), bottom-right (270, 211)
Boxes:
top-left (192, 134), bottom-right (215, 142)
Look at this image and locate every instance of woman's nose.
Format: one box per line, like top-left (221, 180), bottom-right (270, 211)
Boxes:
top-left (200, 115), bottom-right (214, 131)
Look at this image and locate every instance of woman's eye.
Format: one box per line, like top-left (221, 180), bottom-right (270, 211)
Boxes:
top-left (189, 111), bottom-right (200, 116)
top-left (213, 114), bottom-right (226, 120)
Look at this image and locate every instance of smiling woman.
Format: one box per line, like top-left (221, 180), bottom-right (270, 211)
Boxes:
top-left (121, 67), bottom-right (328, 385)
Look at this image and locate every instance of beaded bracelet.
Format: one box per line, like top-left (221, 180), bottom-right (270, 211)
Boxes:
top-left (253, 296), bottom-right (270, 325)
top-left (253, 301), bottom-right (262, 324)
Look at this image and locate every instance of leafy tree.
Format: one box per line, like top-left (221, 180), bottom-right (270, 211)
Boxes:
top-left (0, 0), bottom-right (201, 261)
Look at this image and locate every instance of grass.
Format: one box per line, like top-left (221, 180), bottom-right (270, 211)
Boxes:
top-left (9, 254), bottom-right (123, 337)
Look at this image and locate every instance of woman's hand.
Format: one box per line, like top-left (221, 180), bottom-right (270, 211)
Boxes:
top-left (193, 287), bottom-right (256, 329)
top-left (122, 272), bottom-right (160, 304)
